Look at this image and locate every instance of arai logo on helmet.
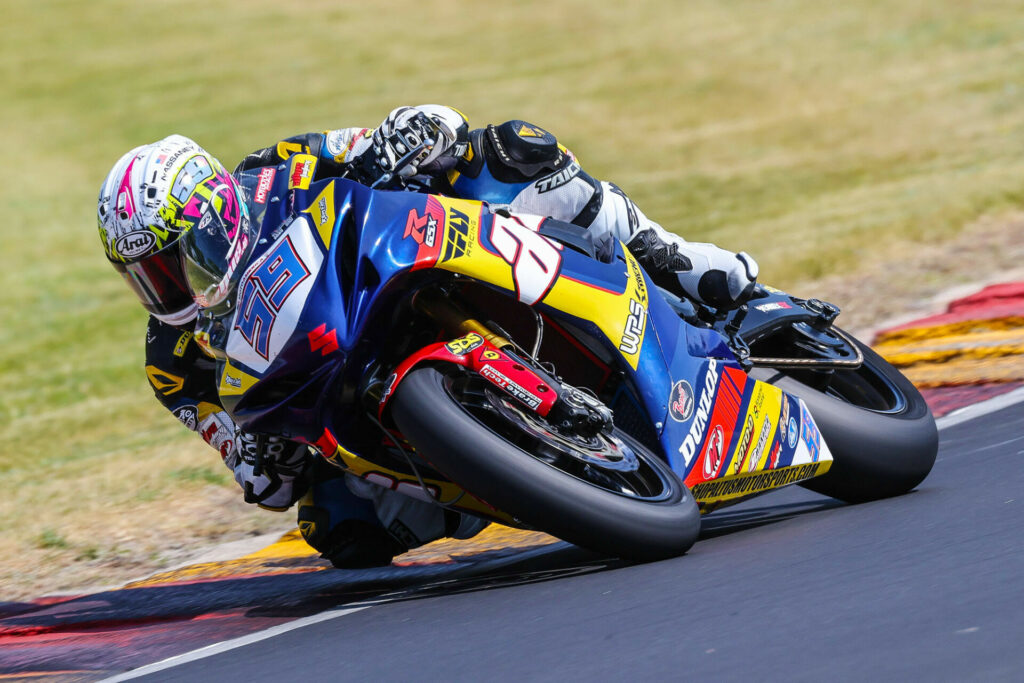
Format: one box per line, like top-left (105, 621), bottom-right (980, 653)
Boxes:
top-left (668, 380), bottom-right (695, 422)
top-left (115, 231), bottom-right (156, 258)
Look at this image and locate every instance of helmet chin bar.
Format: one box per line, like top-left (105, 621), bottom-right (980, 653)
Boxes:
top-left (152, 302), bottom-right (199, 327)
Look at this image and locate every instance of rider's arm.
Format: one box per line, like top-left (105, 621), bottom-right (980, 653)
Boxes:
top-left (234, 106), bottom-right (469, 186)
top-left (144, 317), bottom-right (311, 510)
top-left (233, 129), bottom-right (373, 180)
top-left (445, 120), bottom-right (757, 307)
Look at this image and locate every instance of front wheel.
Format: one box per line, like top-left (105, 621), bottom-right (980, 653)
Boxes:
top-left (390, 367), bottom-right (701, 561)
top-left (750, 333), bottom-right (937, 502)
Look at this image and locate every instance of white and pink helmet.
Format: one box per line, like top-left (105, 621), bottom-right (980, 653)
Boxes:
top-left (97, 135), bottom-right (250, 325)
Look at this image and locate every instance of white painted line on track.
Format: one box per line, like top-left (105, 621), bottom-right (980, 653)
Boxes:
top-left (937, 385), bottom-right (1024, 431)
top-left (99, 605), bottom-right (371, 682)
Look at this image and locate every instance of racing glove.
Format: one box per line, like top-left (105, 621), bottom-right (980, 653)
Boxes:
top-left (626, 228), bottom-right (758, 309)
top-left (370, 105), bottom-right (468, 181)
top-left (233, 431), bottom-right (313, 511)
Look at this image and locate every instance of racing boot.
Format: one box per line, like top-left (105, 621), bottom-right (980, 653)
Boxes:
top-left (625, 227), bottom-right (759, 309)
top-left (298, 471), bottom-right (488, 569)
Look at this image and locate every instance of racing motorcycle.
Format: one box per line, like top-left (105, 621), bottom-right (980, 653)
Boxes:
top-left (196, 152), bottom-right (937, 561)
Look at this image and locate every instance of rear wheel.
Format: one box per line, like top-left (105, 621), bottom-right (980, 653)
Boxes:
top-left (750, 332), bottom-right (937, 502)
top-left (390, 367), bottom-right (701, 561)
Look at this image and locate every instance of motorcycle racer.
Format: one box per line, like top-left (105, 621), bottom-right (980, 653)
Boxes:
top-left (96, 108), bottom-right (758, 567)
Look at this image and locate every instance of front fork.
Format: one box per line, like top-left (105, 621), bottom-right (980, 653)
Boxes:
top-left (376, 289), bottom-right (614, 437)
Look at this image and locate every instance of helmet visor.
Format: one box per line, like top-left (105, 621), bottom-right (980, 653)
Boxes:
top-left (110, 240), bottom-right (195, 321)
top-left (180, 198), bottom-right (255, 312)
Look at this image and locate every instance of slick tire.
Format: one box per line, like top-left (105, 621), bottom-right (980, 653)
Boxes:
top-left (751, 335), bottom-right (937, 503)
top-left (390, 367), bottom-right (701, 561)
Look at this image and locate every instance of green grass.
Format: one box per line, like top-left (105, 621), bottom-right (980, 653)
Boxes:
top-left (2, 0), bottom-right (1023, 596)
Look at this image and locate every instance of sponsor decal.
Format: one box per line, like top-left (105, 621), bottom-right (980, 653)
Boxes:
top-left (199, 412), bottom-right (235, 459)
top-left (115, 231), bottom-right (156, 258)
top-left (678, 359), bottom-right (721, 466)
top-left (255, 167), bottom-right (275, 204)
top-left (480, 364), bottom-right (542, 410)
top-left (800, 402), bottom-right (821, 462)
top-left (755, 301), bottom-right (793, 312)
top-left (748, 418), bottom-right (773, 472)
top-left (788, 416), bottom-right (798, 448)
top-left (173, 405), bottom-right (199, 431)
top-left (701, 424), bottom-right (726, 479)
top-left (769, 441), bottom-right (782, 468)
top-left (308, 323), bottom-right (339, 356)
top-left (318, 196), bottom-right (329, 227)
top-left (224, 373), bottom-right (242, 389)
top-left (780, 397), bottom-right (790, 442)
top-left (405, 208), bottom-right (438, 248)
top-left (197, 210), bottom-right (213, 232)
top-left (517, 124), bottom-right (548, 138)
top-left (158, 144), bottom-right (196, 182)
top-left (481, 349), bottom-right (501, 360)
top-left (668, 380), bottom-right (695, 422)
top-left (691, 463), bottom-right (822, 501)
top-left (733, 414), bottom-right (755, 473)
top-left (442, 205), bottom-right (472, 261)
top-left (628, 255), bottom-right (649, 305)
top-left (173, 331), bottom-right (193, 358)
top-left (145, 366), bottom-right (184, 395)
top-left (325, 130), bottom-right (347, 158)
top-left (407, 196), bottom-right (448, 269)
top-left (619, 298), bottom-right (647, 355)
top-left (534, 160), bottom-right (581, 193)
top-left (379, 373), bottom-right (397, 405)
top-left (445, 332), bottom-right (484, 356)
top-left (288, 156), bottom-right (316, 190)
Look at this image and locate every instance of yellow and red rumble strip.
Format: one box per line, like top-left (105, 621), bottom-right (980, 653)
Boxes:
top-left (0, 526), bottom-right (559, 679)
top-left (872, 281), bottom-right (1024, 414)
top-left (125, 525), bottom-right (556, 589)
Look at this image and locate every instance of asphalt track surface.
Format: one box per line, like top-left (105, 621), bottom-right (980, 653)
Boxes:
top-left (127, 400), bottom-right (1024, 682)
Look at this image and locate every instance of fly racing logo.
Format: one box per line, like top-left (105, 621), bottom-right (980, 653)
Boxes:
top-left (442, 207), bottom-right (471, 261)
top-left (678, 359), bottom-right (720, 467)
top-left (619, 298), bottom-right (646, 355)
top-left (534, 161), bottom-right (580, 193)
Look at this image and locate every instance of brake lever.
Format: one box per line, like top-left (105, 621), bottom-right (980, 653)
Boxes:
top-left (370, 137), bottom-right (436, 189)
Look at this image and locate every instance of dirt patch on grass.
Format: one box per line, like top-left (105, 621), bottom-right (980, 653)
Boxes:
top-left (0, 440), bottom-right (295, 602)
top-left (793, 211), bottom-right (1024, 339)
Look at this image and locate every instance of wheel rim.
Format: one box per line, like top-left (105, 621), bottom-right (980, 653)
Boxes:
top-left (445, 375), bottom-right (678, 502)
top-left (820, 363), bottom-right (908, 414)
top-left (754, 326), bottom-right (909, 414)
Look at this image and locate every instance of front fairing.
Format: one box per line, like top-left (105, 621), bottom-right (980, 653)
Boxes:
top-left (204, 164), bottom-right (418, 440)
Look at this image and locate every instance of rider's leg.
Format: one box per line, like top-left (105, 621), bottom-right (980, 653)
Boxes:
top-left (297, 464), bottom-right (488, 568)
